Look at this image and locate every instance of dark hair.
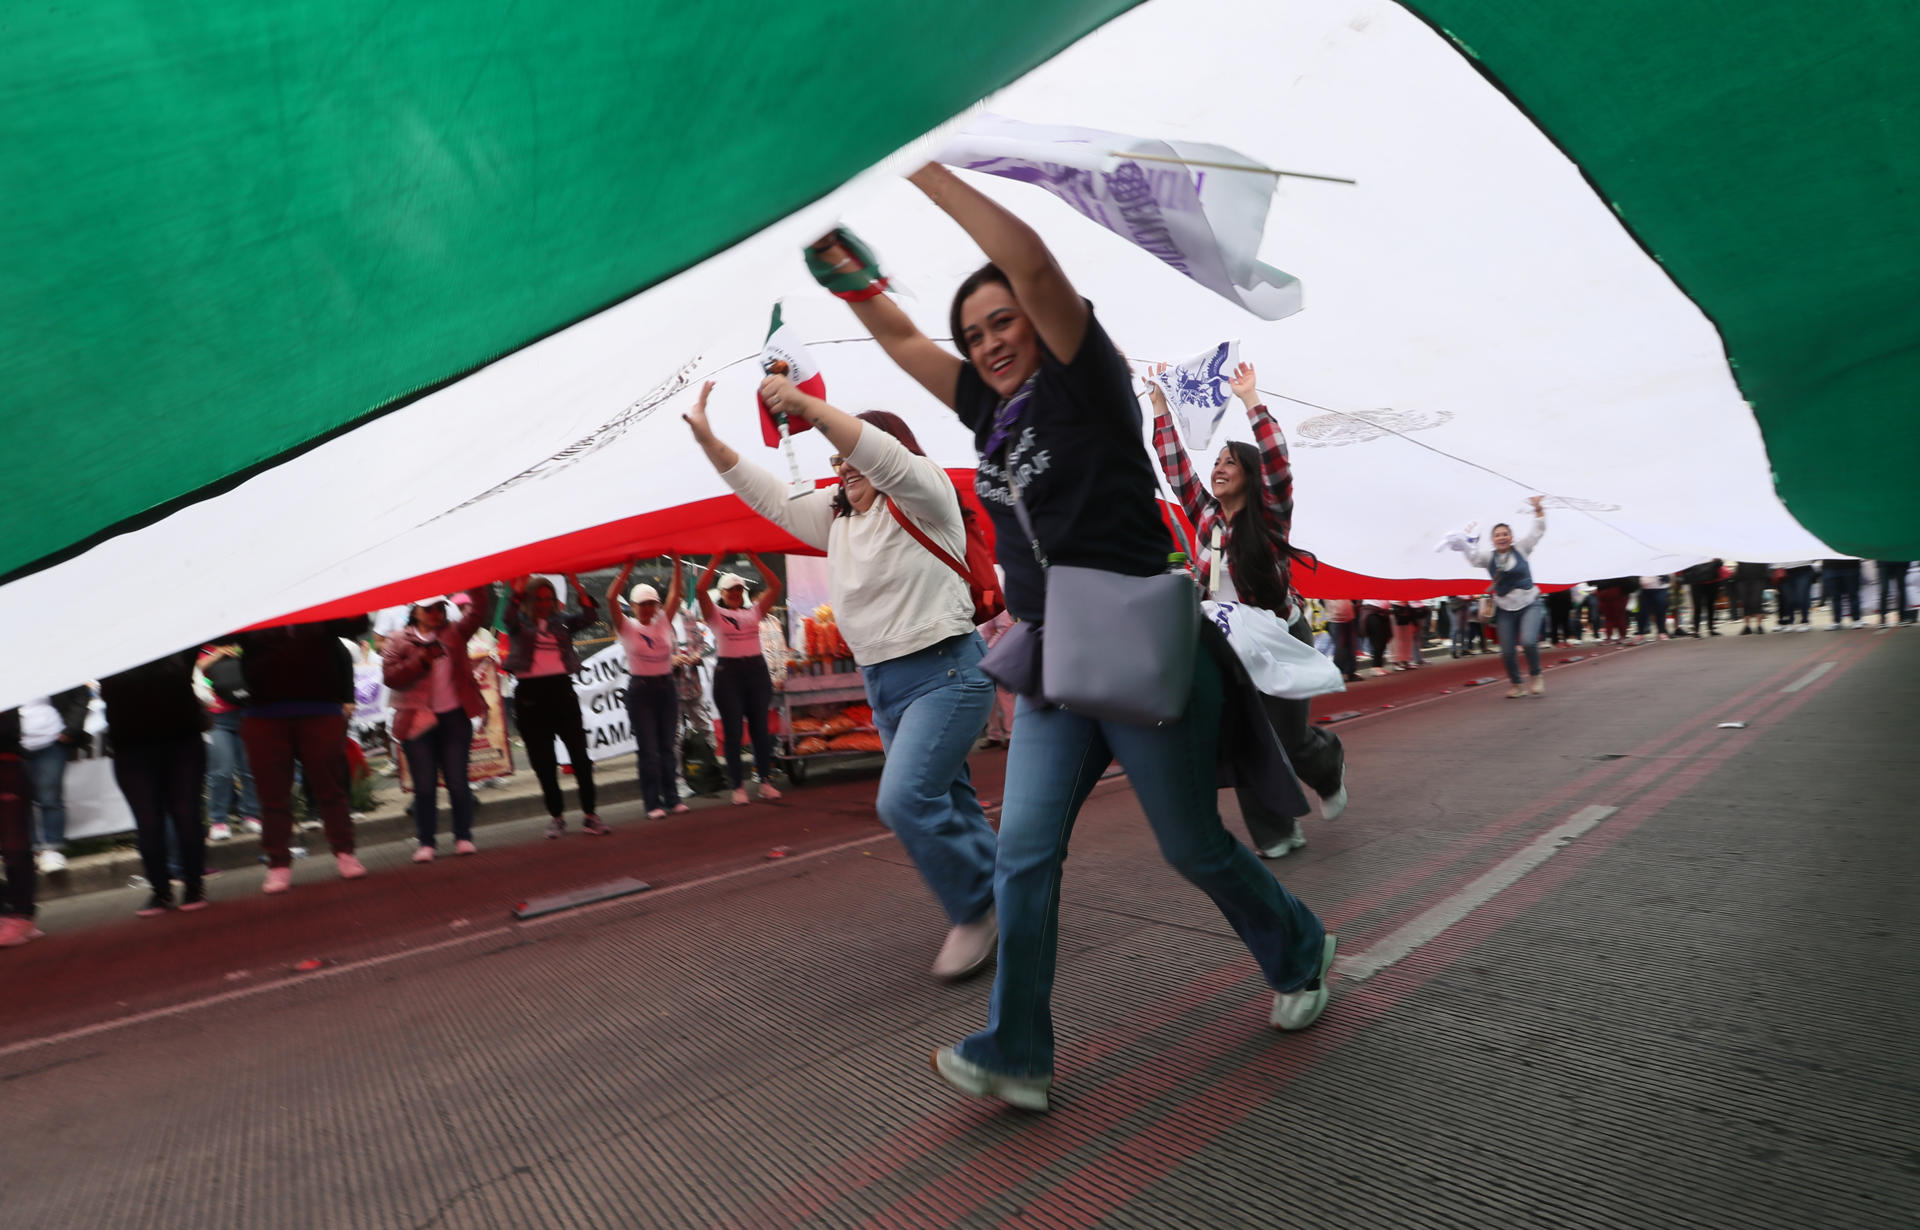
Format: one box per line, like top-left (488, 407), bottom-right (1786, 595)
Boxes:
top-left (1491, 522), bottom-right (1512, 535)
top-left (832, 412), bottom-right (928, 518)
top-left (1218, 440), bottom-right (1317, 611)
top-left (949, 263), bottom-right (1013, 362)
top-left (407, 600), bottom-right (446, 627)
top-left (525, 579), bottom-right (557, 607)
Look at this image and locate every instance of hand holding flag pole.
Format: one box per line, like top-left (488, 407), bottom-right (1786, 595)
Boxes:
top-left (760, 360), bottom-right (815, 501)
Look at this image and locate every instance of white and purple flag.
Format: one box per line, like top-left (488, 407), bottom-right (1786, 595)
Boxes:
top-left (1151, 340), bottom-right (1242, 451)
top-left (936, 114), bottom-right (1303, 321)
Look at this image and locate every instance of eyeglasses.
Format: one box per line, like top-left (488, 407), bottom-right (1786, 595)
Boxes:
top-left (829, 455), bottom-right (846, 469)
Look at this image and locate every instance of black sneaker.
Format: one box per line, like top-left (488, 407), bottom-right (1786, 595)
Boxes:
top-left (179, 884), bottom-right (209, 912)
top-left (136, 892), bottom-right (172, 918)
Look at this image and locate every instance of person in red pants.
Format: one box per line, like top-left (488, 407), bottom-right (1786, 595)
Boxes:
top-left (236, 616), bottom-right (370, 894)
top-left (0, 708), bottom-right (40, 947)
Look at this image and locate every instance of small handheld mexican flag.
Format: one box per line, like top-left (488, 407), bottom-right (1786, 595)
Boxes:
top-left (757, 302), bottom-right (826, 447)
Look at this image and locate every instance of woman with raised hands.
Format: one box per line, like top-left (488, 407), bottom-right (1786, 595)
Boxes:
top-left (1446, 497), bottom-right (1550, 697)
top-left (1146, 359), bottom-right (1349, 862)
top-left (694, 552), bottom-right (785, 806)
top-left (808, 164), bottom-right (1335, 1113)
top-left (609, 557), bottom-right (688, 820)
top-left (685, 376), bottom-right (1000, 979)
top-left (502, 574), bottom-right (609, 837)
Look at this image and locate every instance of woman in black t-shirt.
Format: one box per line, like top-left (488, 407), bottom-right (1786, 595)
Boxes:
top-left (808, 163), bottom-right (1334, 1113)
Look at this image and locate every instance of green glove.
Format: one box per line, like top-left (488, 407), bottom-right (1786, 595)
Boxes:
top-left (805, 228), bottom-right (890, 301)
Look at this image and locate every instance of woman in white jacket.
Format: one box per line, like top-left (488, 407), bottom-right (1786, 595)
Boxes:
top-left (684, 377), bottom-right (999, 982)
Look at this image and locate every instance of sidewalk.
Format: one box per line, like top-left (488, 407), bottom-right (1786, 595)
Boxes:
top-left (42, 739), bottom-right (884, 903)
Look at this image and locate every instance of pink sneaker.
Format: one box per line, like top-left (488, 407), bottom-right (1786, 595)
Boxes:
top-left (758, 782), bottom-right (783, 802)
top-left (335, 853), bottom-right (368, 880)
top-left (411, 846), bottom-right (436, 864)
top-left (454, 839), bottom-right (478, 856)
top-left (582, 814), bottom-right (611, 836)
top-left (263, 867), bottom-right (293, 894)
top-left (646, 808), bottom-right (667, 820)
top-left (730, 788), bottom-right (749, 806)
top-left (0, 916), bottom-right (36, 947)
top-left (670, 803), bottom-right (690, 815)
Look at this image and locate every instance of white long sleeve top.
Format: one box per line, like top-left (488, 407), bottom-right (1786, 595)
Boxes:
top-left (1456, 513), bottom-right (1546, 611)
top-left (721, 424), bottom-right (975, 666)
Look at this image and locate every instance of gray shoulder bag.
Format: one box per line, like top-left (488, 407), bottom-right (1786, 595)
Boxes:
top-left (980, 469), bottom-right (1200, 727)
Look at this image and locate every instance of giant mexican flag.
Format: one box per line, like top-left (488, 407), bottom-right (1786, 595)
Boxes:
top-left (3, 0), bottom-right (1914, 707)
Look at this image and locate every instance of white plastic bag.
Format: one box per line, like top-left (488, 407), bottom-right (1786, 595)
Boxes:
top-left (1204, 601), bottom-right (1346, 700)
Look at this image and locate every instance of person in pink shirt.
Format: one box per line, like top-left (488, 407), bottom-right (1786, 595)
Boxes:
top-left (383, 589), bottom-right (496, 860)
top-left (609, 556), bottom-right (689, 819)
top-left (696, 554), bottom-right (784, 806)
top-left (503, 574), bottom-right (609, 837)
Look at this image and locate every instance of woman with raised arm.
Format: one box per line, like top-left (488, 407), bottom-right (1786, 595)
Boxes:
top-left (384, 589), bottom-right (496, 860)
top-left (696, 552), bottom-right (785, 806)
top-left (1446, 497), bottom-right (1549, 697)
top-left (685, 377), bottom-right (1000, 980)
top-left (502, 574), bottom-right (609, 837)
top-left (810, 164), bottom-right (1334, 1113)
top-left (1146, 360), bottom-right (1348, 862)
top-left (610, 557), bottom-right (688, 820)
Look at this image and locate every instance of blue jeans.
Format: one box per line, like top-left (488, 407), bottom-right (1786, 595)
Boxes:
top-left (1827, 567), bottom-right (1862, 622)
top-left (1636, 588), bottom-right (1669, 635)
top-left (25, 744), bottom-right (68, 851)
top-left (1779, 571), bottom-right (1814, 625)
top-left (1494, 600), bottom-right (1544, 684)
top-left (402, 709), bottom-right (476, 848)
top-left (624, 675), bottom-right (680, 812)
top-left (863, 633), bottom-right (997, 926)
top-left (206, 710), bottom-right (259, 822)
top-left (956, 647), bottom-right (1326, 1079)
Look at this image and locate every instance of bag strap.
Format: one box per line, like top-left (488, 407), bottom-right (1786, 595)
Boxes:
top-left (1000, 443), bottom-right (1194, 572)
top-left (884, 497), bottom-right (972, 587)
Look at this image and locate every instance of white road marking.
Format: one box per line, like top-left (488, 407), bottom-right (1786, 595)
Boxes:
top-left (1335, 805), bottom-right (1617, 983)
top-left (0, 830), bottom-right (897, 1061)
top-left (1781, 661), bottom-right (1837, 693)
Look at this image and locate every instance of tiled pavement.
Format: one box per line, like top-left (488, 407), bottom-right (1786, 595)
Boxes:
top-left (0, 628), bottom-right (1912, 1228)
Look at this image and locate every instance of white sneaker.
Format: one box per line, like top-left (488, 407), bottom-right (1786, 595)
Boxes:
top-left (1271, 934), bottom-right (1338, 1031)
top-left (1321, 777), bottom-right (1349, 823)
top-left (36, 850), bottom-right (67, 874)
top-left (208, 822), bottom-right (233, 842)
top-left (1259, 827), bottom-right (1307, 859)
top-left (241, 818), bottom-right (264, 834)
top-left (931, 911), bottom-right (997, 982)
top-left (931, 1046), bottom-right (1051, 1112)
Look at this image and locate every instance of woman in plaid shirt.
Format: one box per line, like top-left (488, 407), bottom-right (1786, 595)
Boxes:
top-left (1148, 361), bottom-right (1349, 855)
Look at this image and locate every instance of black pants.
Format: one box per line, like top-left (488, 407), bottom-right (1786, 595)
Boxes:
top-left (112, 734), bottom-right (207, 893)
top-left (1363, 611), bottom-right (1391, 671)
top-left (1545, 589), bottom-right (1575, 643)
top-left (1236, 613), bottom-right (1345, 851)
top-left (514, 675), bottom-right (596, 818)
top-left (713, 657), bottom-right (776, 788)
top-left (1877, 564), bottom-right (1910, 618)
top-left (625, 674), bottom-right (680, 812)
top-left (1329, 620), bottom-right (1359, 678)
top-left (0, 757), bottom-right (34, 918)
top-left (1691, 582), bottom-right (1720, 632)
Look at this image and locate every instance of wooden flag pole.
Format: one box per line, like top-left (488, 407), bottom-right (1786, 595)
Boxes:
top-left (1114, 151), bottom-right (1356, 185)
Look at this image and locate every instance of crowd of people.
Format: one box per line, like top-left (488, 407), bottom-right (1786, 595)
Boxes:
top-left (1, 162), bottom-right (1905, 1119)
